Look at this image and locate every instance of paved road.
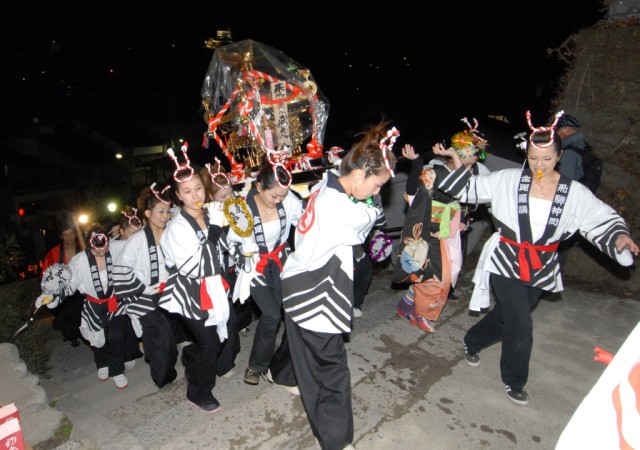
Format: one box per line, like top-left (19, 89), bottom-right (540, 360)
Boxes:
top-left (37, 261), bottom-right (640, 450)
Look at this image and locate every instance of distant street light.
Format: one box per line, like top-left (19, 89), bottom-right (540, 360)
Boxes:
top-left (115, 152), bottom-right (123, 159)
top-left (107, 202), bottom-right (117, 213)
top-left (78, 214), bottom-right (89, 224)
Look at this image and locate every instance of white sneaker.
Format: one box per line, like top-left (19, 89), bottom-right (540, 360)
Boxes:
top-left (282, 384), bottom-right (300, 396)
top-left (264, 369), bottom-right (274, 383)
top-left (265, 369), bottom-right (299, 395)
top-left (220, 369), bottom-right (235, 378)
top-left (111, 374), bottom-right (129, 389)
top-left (98, 367), bottom-right (109, 381)
top-left (124, 360), bottom-right (136, 371)
top-left (353, 308), bottom-right (363, 318)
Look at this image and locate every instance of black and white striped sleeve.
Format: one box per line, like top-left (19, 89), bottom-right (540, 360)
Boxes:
top-left (438, 166), bottom-right (473, 198)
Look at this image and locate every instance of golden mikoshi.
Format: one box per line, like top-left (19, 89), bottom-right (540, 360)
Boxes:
top-left (223, 197), bottom-right (254, 238)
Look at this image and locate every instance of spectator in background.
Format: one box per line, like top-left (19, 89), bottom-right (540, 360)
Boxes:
top-left (556, 114), bottom-right (585, 181)
top-left (556, 113), bottom-right (586, 269)
top-left (41, 220), bottom-right (83, 346)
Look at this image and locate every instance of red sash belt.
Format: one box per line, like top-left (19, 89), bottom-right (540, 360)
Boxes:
top-left (200, 281), bottom-right (213, 311)
top-left (256, 243), bottom-right (286, 275)
top-left (86, 294), bottom-right (117, 313)
top-left (500, 236), bottom-right (559, 282)
top-left (198, 277), bottom-right (230, 312)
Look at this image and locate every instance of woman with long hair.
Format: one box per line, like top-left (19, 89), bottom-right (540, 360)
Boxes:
top-left (113, 183), bottom-right (178, 388)
top-left (281, 120), bottom-right (396, 450)
top-left (158, 146), bottom-right (236, 412)
top-left (226, 155), bottom-right (303, 394)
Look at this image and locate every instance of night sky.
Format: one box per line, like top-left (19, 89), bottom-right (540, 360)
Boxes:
top-left (1, 1), bottom-right (606, 156)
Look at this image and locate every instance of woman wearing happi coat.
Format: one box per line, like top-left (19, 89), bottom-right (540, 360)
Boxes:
top-left (200, 160), bottom-right (242, 377)
top-left (158, 144), bottom-right (236, 412)
top-left (226, 155), bottom-right (303, 393)
top-left (281, 120), bottom-right (396, 450)
top-left (38, 226), bottom-right (136, 389)
top-left (113, 183), bottom-right (178, 389)
top-left (436, 110), bottom-right (639, 405)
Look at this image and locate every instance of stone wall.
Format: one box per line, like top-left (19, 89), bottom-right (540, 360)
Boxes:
top-left (550, 20), bottom-right (640, 291)
top-left (0, 343), bottom-right (63, 447)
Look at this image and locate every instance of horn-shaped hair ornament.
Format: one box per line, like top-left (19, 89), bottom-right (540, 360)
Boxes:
top-left (526, 110), bottom-right (564, 149)
top-left (121, 208), bottom-right (142, 231)
top-left (206, 158), bottom-right (231, 189)
top-left (167, 142), bottom-right (194, 182)
top-left (461, 117), bottom-right (489, 158)
top-left (379, 127), bottom-right (399, 178)
top-left (150, 182), bottom-right (171, 205)
top-left (89, 232), bottom-right (109, 251)
top-left (266, 148), bottom-right (292, 189)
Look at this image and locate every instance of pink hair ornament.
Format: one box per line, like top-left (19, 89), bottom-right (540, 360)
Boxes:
top-left (461, 117), bottom-right (489, 149)
top-left (206, 158), bottom-right (232, 189)
top-left (526, 110), bottom-right (564, 149)
top-left (167, 142), bottom-right (194, 182)
top-left (89, 232), bottom-right (109, 251)
top-left (121, 208), bottom-right (142, 231)
top-left (150, 182), bottom-right (171, 205)
top-left (266, 148), bottom-right (292, 189)
top-left (379, 127), bottom-right (399, 178)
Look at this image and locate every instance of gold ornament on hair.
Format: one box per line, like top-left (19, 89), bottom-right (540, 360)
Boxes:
top-left (223, 197), bottom-right (254, 238)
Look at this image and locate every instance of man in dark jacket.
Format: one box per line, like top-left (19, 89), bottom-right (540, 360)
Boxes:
top-left (557, 114), bottom-right (585, 181)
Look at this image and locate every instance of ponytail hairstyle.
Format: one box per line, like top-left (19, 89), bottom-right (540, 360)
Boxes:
top-left (255, 153), bottom-right (292, 191)
top-left (202, 158), bottom-right (232, 201)
top-left (528, 131), bottom-right (562, 157)
top-left (84, 224), bottom-right (108, 250)
top-left (171, 167), bottom-right (204, 207)
top-left (526, 110), bottom-right (563, 155)
top-left (137, 184), bottom-right (171, 221)
top-left (340, 119), bottom-right (397, 178)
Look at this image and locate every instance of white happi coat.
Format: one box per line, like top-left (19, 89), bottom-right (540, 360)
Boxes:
top-left (113, 226), bottom-right (169, 336)
top-left (159, 210), bottom-right (230, 340)
top-left (61, 240), bottom-right (127, 347)
top-left (439, 167), bottom-right (634, 311)
top-left (282, 170), bottom-right (380, 334)
top-left (226, 190), bottom-right (303, 303)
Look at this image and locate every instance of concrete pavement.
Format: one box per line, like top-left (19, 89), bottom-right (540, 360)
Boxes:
top-left (23, 262), bottom-right (640, 449)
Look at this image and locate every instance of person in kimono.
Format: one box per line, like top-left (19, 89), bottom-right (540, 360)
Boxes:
top-left (113, 183), bottom-right (178, 389)
top-left (392, 144), bottom-right (464, 333)
top-left (37, 226), bottom-right (138, 389)
top-left (352, 194), bottom-right (387, 318)
top-left (226, 157), bottom-right (303, 395)
top-left (436, 111), bottom-right (639, 406)
top-left (281, 120), bottom-right (396, 450)
top-left (158, 145), bottom-right (236, 412)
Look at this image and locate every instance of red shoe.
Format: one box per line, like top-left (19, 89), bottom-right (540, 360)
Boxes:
top-left (397, 309), bottom-right (419, 327)
top-left (415, 317), bottom-right (436, 333)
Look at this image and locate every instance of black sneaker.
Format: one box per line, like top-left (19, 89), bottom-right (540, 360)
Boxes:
top-left (188, 396), bottom-right (221, 413)
top-left (505, 385), bottom-right (529, 405)
top-left (464, 345), bottom-right (480, 366)
top-left (243, 367), bottom-right (260, 385)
